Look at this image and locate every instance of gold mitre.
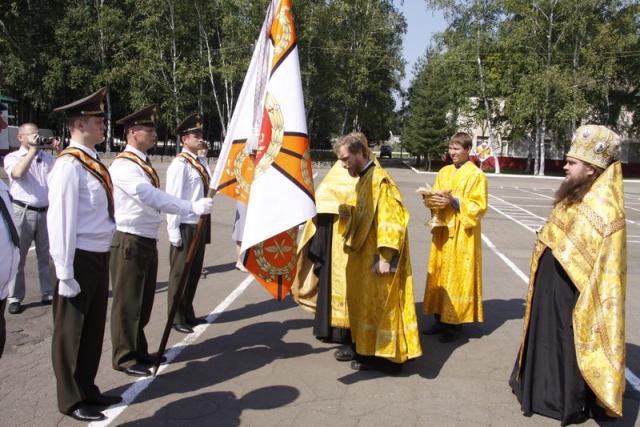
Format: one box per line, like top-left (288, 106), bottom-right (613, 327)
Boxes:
top-left (566, 125), bottom-right (621, 169)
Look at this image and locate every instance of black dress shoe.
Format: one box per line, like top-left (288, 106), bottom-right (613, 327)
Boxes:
top-left (87, 393), bottom-right (123, 406)
top-left (188, 317), bottom-right (208, 326)
top-left (172, 323), bottom-right (194, 334)
top-left (67, 404), bottom-right (106, 422)
top-left (334, 347), bottom-right (355, 362)
top-left (41, 296), bottom-right (53, 306)
top-left (139, 353), bottom-right (167, 365)
top-left (8, 302), bottom-right (23, 314)
top-left (118, 363), bottom-right (152, 377)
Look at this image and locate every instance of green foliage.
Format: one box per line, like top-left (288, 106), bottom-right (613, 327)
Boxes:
top-left (402, 52), bottom-right (455, 167)
top-left (418, 0), bottom-right (639, 173)
top-left (0, 0), bottom-right (406, 148)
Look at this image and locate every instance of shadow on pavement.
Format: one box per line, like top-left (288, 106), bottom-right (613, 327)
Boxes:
top-left (410, 298), bottom-right (526, 379)
top-left (118, 386), bottom-right (300, 426)
top-left (338, 299), bottom-right (526, 385)
top-left (154, 281), bottom-right (168, 294)
top-left (214, 297), bottom-right (297, 324)
top-left (201, 262), bottom-right (237, 277)
top-left (106, 319), bottom-right (325, 404)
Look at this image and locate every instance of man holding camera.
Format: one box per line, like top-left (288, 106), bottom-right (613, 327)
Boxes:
top-left (3, 123), bottom-right (61, 314)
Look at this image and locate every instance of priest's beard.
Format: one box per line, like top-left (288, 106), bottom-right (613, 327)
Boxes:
top-left (554, 171), bottom-right (601, 206)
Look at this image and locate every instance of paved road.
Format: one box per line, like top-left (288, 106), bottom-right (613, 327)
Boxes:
top-left (1, 158), bottom-right (638, 426)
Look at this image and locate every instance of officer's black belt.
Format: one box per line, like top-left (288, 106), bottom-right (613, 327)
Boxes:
top-left (12, 199), bottom-right (48, 212)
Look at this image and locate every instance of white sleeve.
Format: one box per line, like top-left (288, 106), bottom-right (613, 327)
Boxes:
top-left (165, 159), bottom-right (186, 241)
top-left (3, 153), bottom-right (17, 182)
top-left (113, 160), bottom-right (192, 215)
top-left (47, 159), bottom-right (80, 280)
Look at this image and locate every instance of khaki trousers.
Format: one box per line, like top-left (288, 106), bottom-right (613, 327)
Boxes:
top-left (110, 231), bottom-right (158, 369)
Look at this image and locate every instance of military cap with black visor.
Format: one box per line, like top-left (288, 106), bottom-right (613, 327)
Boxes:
top-left (53, 87), bottom-right (107, 118)
top-left (116, 104), bottom-right (158, 130)
top-left (175, 112), bottom-right (203, 136)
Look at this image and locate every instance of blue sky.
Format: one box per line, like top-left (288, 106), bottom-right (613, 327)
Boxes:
top-left (396, 1), bottom-right (447, 90)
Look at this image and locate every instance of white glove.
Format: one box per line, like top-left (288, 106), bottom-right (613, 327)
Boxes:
top-left (168, 228), bottom-right (182, 248)
top-left (192, 198), bottom-right (214, 215)
top-left (58, 278), bottom-right (81, 298)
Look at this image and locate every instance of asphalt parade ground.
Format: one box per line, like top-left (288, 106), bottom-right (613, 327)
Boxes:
top-left (1, 157), bottom-right (639, 427)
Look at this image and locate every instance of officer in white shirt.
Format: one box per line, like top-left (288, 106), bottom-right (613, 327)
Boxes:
top-left (47, 88), bottom-right (121, 422)
top-left (0, 102), bottom-right (20, 358)
top-left (166, 113), bottom-right (212, 334)
top-left (3, 123), bottom-right (60, 314)
top-left (109, 106), bottom-right (213, 377)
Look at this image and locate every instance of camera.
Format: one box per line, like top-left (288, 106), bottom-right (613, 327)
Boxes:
top-left (33, 135), bottom-right (56, 146)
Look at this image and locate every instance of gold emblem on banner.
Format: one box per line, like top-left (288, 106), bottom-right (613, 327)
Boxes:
top-left (255, 92), bottom-right (284, 178)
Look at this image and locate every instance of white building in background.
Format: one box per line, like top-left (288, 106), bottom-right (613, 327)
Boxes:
top-left (457, 97), bottom-right (638, 163)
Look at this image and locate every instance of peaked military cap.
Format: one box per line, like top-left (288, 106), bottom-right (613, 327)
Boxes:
top-left (176, 112), bottom-right (203, 135)
top-left (53, 87), bottom-right (107, 117)
top-left (116, 104), bottom-right (157, 128)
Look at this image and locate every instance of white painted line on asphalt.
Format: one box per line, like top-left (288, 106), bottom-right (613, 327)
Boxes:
top-left (485, 202), bottom-right (640, 394)
top-left (488, 194), bottom-right (547, 233)
top-left (481, 233), bottom-right (529, 284)
top-left (514, 187), bottom-right (554, 200)
top-left (91, 274), bottom-right (255, 427)
top-left (627, 368), bottom-right (640, 392)
top-left (488, 205), bottom-right (538, 234)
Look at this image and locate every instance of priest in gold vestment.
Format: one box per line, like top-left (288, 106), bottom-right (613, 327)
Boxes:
top-left (510, 125), bottom-right (626, 424)
top-left (292, 160), bottom-right (357, 347)
top-left (334, 133), bottom-right (422, 372)
top-left (423, 132), bottom-right (488, 342)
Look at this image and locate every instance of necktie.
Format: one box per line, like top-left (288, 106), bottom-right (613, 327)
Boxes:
top-left (0, 196), bottom-right (20, 247)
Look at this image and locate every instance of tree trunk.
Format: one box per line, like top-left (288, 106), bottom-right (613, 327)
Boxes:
top-left (539, 119), bottom-right (546, 176)
top-left (96, 0), bottom-right (111, 152)
top-left (534, 116), bottom-right (541, 175)
top-left (474, 0), bottom-right (500, 174)
top-left (196, 4), bottom-right (227, 138)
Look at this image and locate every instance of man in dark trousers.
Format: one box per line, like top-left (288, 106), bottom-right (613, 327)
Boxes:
top-left (109, 106), bottom-right (213, 377)
top-left (511, 125), bottom-right (626, 424)
top-left (166, 113), bottom-right (212, 333)
top-left (48, 88), bottom-right (121, 421)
